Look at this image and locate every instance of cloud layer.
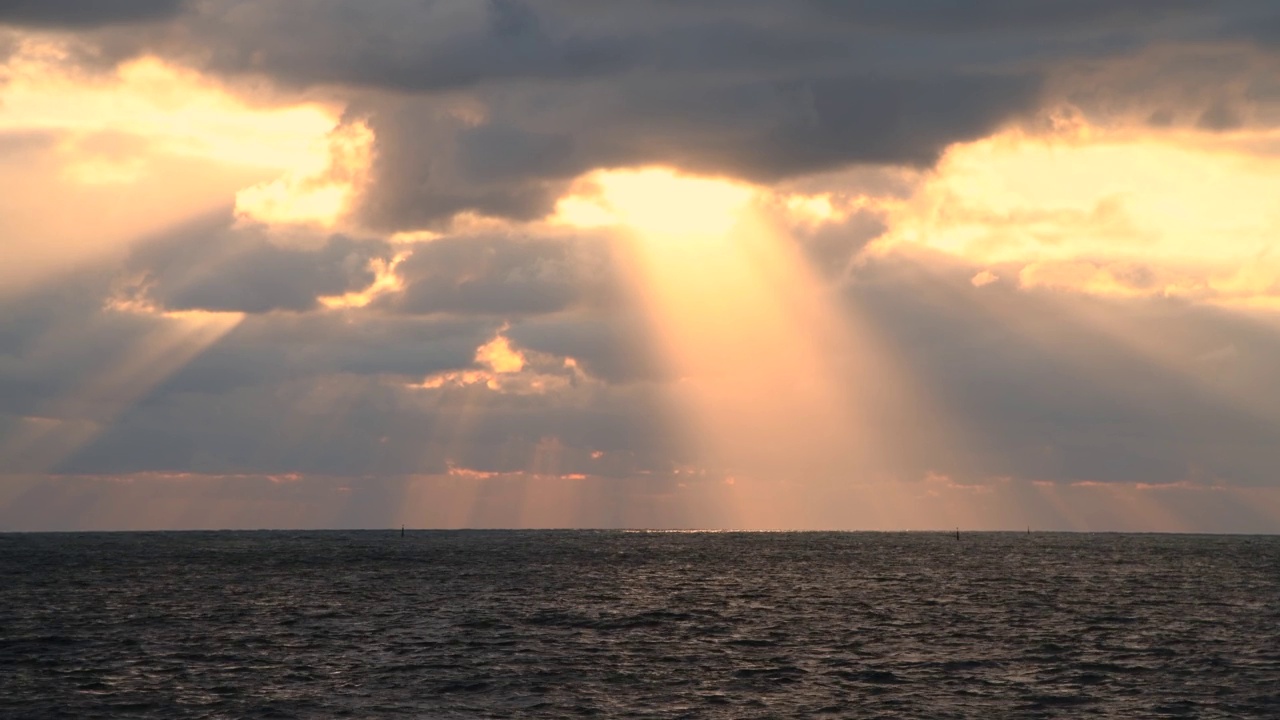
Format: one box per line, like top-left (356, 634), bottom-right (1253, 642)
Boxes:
top-left (0, 0), bottom-right (186, 28)
top-left (3, 2), bottom-right (1280, 530)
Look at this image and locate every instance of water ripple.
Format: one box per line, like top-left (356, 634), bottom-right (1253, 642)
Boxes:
top-left (1, 531), bottom-right (1278, 718)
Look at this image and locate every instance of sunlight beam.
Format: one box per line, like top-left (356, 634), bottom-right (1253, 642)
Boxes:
top-left (0, 308), bottom-right (242, 475)
top-left (553, 167), bottom-right (942, 528)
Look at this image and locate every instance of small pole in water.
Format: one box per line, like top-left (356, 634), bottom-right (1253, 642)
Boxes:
top-left (955, 527), bottom-right (960, 541)
top-left (400, 525), bottom-right (404, 538)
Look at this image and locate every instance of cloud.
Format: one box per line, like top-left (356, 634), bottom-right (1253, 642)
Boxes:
top-left (382, 230), bottom-right (623, 317)
top-left (0, 226), bottom-right (679, 479)
top-left (0, 470), bottom-right (731, 531)
top-left (350, 67), bottom-right (1040, 227)
top-left (505, 314), bottom-right (667, 385)
top-left (120, 213), bottom-right (394, 314)
top-left (1196, 99), bottom-right (1246, 131)
top-left (0, 47), bottom-right (347, 295)
top-left (6, 3), bottom-right (1280, 531)
top-left (0, 0), bottom-right (186, 28)
top-left (10, 228), bottom-right (1276, 492)
top-left (27, 2), bottom-right (1280, 230)
top-left (1046, 41), bottom-right (1280, 133)
top-left (152, 0), bottom-right (634, 92)
top-left (802, 0), bottom-right (1205, 32)
top-left (971, 270), bottom-right (1000, 287)
top-left (847, 252), bottom-right (1280, 487)
top-left (866, 121), bottom-right (1280, 310)
top-left (55, 365), bottom-right (681, 478)
top-left (24, 2), bottom-right (1055, 226)
top-left (3, 224), bottom-right (1279, 533)
top-left (787, 205), bottom-right (890, 279)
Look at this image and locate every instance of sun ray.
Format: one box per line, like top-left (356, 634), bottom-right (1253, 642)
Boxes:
top-left (0, 307), bottom-right (242, 476)
top-left (0, 37), bottom-right (369, 295)
top-left (552, 166), bottom-right (965, 529)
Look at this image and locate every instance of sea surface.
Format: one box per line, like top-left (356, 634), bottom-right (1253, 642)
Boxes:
top-left (1, 531), bottom-right (1278, 719)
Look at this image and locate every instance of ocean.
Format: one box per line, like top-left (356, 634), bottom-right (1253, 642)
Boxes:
top-left (2, 531), bottom-right (1278, 718)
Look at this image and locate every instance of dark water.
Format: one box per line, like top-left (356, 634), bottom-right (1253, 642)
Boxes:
top-left (2, 531), bottom-right (1279, 719)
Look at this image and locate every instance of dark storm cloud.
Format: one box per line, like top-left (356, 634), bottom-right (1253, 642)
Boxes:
top-left (125, 1), bottom-right (803, 92)
top-left (0, 0), bottom-right (186, 28)
top-left (576, 72), bottom-right (1040, 178)
top-left (137, 0), bottom-right (1221, 91)
top-left (122, 213), bottom-right (393, 314)
top-left (801, 0), bottom-right (1204, 33)
top-left (353, 99), bottom-right (575, 228)
top-left (41, 1), bottom-right (1280, 228)
top-left (162, 0), bottom-right (636, 93)
top-left (1214, 2), bottom-right (1280, 47)
top-left (56, 0), bottom-right (1098, 227)
top-left (354, 69), bottom-right (1039, 227)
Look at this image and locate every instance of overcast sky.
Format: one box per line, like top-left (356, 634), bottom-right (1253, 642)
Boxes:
top-left (2, 1), bottom-right (1279, 531)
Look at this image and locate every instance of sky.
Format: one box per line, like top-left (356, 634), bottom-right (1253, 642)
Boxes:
top-left (2, 1), bottom-right (1280, 532)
